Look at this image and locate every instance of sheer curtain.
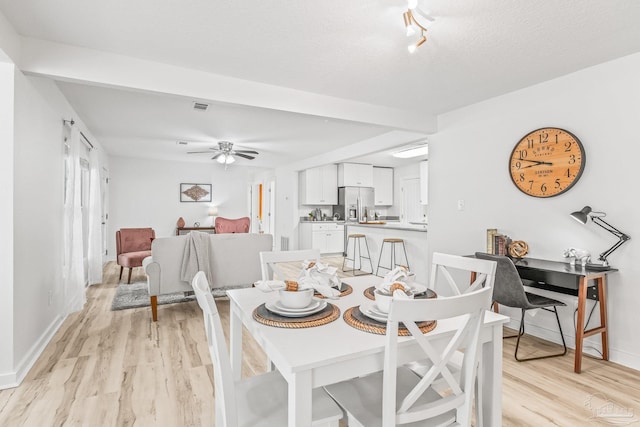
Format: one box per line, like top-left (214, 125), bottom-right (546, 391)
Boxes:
top-left (63, 125), bottom-right (86, 313)
top-left (87, 147), bottom-right (103, 285)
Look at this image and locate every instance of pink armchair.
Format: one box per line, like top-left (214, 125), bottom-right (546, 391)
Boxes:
top-left (116, 227), bottom-right (155, 283)
top-left (215, 217), bottom-right (250, 234)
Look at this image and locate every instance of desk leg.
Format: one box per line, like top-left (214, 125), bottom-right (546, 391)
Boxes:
top-left (229, 300), bottom-right (243, 381)
top-left (598, 277), bottom-right (609, 361)
top-left (288, 371), bottom-right (312, 427)
top-left (481, 323), bottom-right (503, 427)
top-left (575, 278), bottom-right (588, 373)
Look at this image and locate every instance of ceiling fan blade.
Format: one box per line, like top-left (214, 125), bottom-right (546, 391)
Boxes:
top-left (211, 153), bottom-right (224, 160)
top-left (188, 150), bottom-right (219, 154)
top-left (234, 153), bottom-right (256, 160)
top-left (234, 150), bottom-right (259, 155)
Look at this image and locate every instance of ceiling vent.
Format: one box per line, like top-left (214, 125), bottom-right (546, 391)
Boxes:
top-left (177, 141), bottom-right (188, 145)
top-left (192, 102), bottom-right (210, 111)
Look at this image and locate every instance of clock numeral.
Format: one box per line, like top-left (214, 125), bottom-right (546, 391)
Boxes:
top-left (539, 132), bottom-right (549, 144)
top-left (518, 150), bottom-right (528, 160)
top-left (540, 183), bottom-right (547, 193)
top-left (568, 154), bottom-right (576, 165)
top-left (527, 138), bottom-right (534, 149)
top-left (528, 180), bottom-right (534, 190)
top-left (554, 179), bottom-right (561, 189)
top-left (519, 173), bottom-right (525, 182)
top-left (555, 134), bottom-right (559, 144)
top-left (515, 161), bottom-right (521, 170)
top-left (566, 168), bottom-right (571, 177)
top-left (564, 141), bottom-right (573, 151)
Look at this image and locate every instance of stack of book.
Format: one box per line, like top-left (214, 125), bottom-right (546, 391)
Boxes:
top-left (486, 229), bottom-right (511, 256)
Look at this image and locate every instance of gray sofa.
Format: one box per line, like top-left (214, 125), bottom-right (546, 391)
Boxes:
top-left (143, 233), bottom-right (273, 321)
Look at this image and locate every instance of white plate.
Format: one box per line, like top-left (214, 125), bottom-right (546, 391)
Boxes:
top-left (360, 301), bottom-right (388, 323)
top-left (265, 299), bottom-right (327, 317)
top-left (274, 299), bottom-right (323, 313)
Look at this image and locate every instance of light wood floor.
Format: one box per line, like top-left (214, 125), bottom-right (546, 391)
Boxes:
top-left (0, 258), bottom-right (638, 426)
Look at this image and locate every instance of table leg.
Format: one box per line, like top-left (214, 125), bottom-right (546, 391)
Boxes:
top-left (288, 370), bottom-right (313, 427)
top-left (229, 300), bottom-right (243, 381)
top-left (481, 322), bottom-right (503, 427)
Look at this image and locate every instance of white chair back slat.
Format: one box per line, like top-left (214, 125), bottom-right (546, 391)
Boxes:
top-left (259, 249), bottom-right (321, 281)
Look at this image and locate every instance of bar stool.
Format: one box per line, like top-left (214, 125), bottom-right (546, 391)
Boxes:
top-left (376, 238), bottom-right (410, 276)
top-left (342, 234), bottom-right (373, 276)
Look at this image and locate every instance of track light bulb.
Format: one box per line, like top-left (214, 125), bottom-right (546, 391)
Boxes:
top-left (406, 25), bottom-right (416, 37)
top-left (408, 0), bottom-right (418, 10)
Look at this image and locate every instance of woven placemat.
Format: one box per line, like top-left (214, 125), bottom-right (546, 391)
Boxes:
top-left (315, 284), bottom-right (353, 299)
top-left (253, 303), bottom-right (340, 328)
top-left (364, 286), bottom-right (437, 300)
top-left (344, 306), bottom-right (437, 336)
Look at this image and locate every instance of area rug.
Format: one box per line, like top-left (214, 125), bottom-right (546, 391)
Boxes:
top-left (111, 281), bottom-right (240, 311)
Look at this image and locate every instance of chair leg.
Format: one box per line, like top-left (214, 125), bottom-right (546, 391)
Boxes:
top-left (119, 266), bottom-right (124, 281)
top-left (127, 268), bottom-right (133, 284)
top-left (363, 237), bottom-right (374, 274)
top-left (150, 296), bottom-right (158, 321)
top-left (515, 307), bottom-right (568, 362)
top-left (375, 241), bottom-right (386, 276)
top-left (400, 241), bottom-right (410, 271)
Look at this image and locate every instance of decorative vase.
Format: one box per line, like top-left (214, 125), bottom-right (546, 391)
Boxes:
top-left (177, 217), bottom-right (185, 228)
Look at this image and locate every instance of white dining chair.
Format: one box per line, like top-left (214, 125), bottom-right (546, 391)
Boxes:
top-left (414, 253), bottom-right (498, 427)
top-left (324, 286), bottom-right (493, 427)
top-left (192, 271), bottom-right (343, 427)
top-left (429, 252), bottom-right (497, 298)
top-left (260, 249), bottom-right (321, 281)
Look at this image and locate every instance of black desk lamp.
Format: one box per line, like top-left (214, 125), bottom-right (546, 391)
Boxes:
top-left (570, 206), bottom-right (631, 268)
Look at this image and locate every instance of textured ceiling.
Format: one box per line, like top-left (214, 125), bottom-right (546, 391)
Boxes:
top-left (2, 0), bottom-right (640, 167)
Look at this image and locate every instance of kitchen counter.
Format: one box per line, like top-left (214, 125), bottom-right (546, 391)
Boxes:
top-left (345, 223), bottom-right (428, 283)
top-left (348, 222), bottom-right (427, 232)
top-left (299, 219), bottom-right (346, 224)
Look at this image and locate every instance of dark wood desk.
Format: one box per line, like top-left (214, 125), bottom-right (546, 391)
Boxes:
top-left (512, 258), bottom-right (617, 373)
top-left (175, 226), bottom-right (216, 236)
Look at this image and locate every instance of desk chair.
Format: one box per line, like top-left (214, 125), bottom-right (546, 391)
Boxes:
top-left (475, 252), bottom-right (568, 361)
top-left (324, 286), bottom-right (493, 427)
top-left (192, 271), bottom-right (342, 427)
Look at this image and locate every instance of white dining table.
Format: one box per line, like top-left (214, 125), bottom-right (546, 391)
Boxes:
top-left (227, 275), bottom-right (509, 427)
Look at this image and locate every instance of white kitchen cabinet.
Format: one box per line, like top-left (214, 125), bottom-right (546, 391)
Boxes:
top-left (299, 164), bottom-right (338, 205)
top-left (419, 160), bottom-right (428, 205)
top-left (337, 163), bottom-right (373, 187)
top-left (373, 166), bottom-right (393, 206)
top-left (299, 222), bottom-right (344, 254)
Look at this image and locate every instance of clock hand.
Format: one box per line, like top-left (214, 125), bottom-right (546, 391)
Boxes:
top-left (517, 159), bottom-right (553, 167)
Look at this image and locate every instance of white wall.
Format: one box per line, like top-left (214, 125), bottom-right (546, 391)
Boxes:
top-left (107, 157), bottom-right (258, 257)
top-left (0, 61), bottom-right (15, 379)
top-left (429, 52), bottom-right (640, 369)
top-left (0, 71), bottom-right (108, 389)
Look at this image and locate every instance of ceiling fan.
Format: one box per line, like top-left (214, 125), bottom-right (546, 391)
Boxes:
top-left (187, 141), bottom-right (259, 167)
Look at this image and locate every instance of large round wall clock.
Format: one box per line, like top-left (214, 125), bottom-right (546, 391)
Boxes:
top-left (509, 127), bottom-right (586, 198)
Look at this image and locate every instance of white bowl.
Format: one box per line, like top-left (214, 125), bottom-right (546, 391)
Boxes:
top-left (279, 288), bottom-right (314, 309)
top-left (374, 288), bottom-right (414, 314)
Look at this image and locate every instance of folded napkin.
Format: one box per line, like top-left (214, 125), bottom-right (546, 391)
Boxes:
top-left (254, 260), bottom-right (341, 298)
top-left (377, 266), bottom-right (410, 292)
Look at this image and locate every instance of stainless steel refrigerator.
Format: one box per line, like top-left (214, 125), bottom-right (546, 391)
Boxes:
top-left (336, 187), bottom-right (375, 223)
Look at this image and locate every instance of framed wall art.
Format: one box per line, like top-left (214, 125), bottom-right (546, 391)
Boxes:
top-left (180, 183), bottom-right (212, 202)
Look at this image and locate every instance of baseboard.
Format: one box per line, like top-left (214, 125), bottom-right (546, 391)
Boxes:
top-left (504, 316), bottom-right (640, 371)
top-left (0, 313), bottom-right (66, 390)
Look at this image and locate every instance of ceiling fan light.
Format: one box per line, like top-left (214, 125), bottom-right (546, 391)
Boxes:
top-left (407, 0), bottom-right (418, 10)
top-left (226, 154), bottom-right (236, 164)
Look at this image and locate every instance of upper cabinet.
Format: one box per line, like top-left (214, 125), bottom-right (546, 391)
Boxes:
top-left (338, 163), bottom-right (374, 187)
top-left (299, 164), bottom-right (338, 205)
top-left (373, 167), bottom-right (394, 206)
top-left (419, 161), bottom-right (428, 205)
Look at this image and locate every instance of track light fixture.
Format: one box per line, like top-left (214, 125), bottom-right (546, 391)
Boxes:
top-left (403, 1), bottom-right (435, 53)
